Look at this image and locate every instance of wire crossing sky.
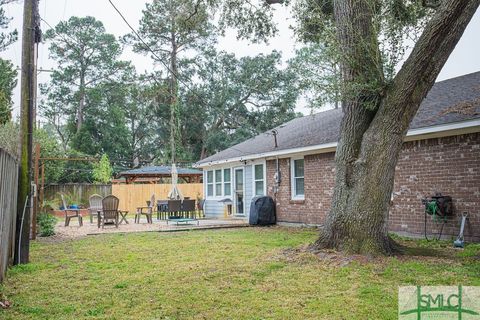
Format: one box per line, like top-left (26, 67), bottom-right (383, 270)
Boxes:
top-left (2, 1), bottom-right (480, 117)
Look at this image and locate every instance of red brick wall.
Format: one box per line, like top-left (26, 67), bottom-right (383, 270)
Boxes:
top-left (266, 153), bottom-right (336, 225)
top-left (266, 132), bottom-right (480, 241)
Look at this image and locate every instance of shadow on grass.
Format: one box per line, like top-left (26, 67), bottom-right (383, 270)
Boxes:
top-left (391, 235), bottom-right (474, 260)
top-left (397, 244), bottom-right (454, 259)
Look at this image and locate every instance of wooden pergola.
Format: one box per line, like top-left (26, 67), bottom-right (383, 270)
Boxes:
top-left (116, 166), bottom-right (203, 184)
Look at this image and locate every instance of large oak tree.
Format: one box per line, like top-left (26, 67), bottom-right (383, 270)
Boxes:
top-left (311, 0), bottom-right (480, 255)
top-left (219, 0), bottom-right (480, 255)
top-left (183, 49), bottom-right (299, 160)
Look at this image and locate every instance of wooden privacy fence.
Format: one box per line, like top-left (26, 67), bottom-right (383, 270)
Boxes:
top-left (112, 184), bottom-right (204, 213)
top-left (44, 183), bottom-right (111, 207)
top-left (0, 148), bottom-right (19, 282)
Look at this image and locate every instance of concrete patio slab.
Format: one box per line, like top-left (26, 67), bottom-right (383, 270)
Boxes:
top-left (54, 217), bottom-right (249, 239)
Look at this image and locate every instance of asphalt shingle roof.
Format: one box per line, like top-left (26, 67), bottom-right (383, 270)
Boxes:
top-left (196, 71), bottom-right (480, 166)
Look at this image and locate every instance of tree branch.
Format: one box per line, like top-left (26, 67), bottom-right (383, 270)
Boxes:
top-left (422, 0), bottom-right (441, 9)
top-left (265, 0), bottom-right (283, 4)
top-left (383, 0), bottom-right (480, 126)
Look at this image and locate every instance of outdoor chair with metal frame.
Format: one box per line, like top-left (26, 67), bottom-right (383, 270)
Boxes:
top-left (97, 195), bottom-right (120, 229)
top-left (88, 194), bottom-right (103, 224)
top-left (61, 194), bottom-right (83, 227)
top-left (182, 199), bottom-right (196, 218)
top-left (135, 194), bottom-right (155, 224)
top-left (157, 200), bottom-right (168, 220)
top-left (167, 200), bottom-right (182, 218)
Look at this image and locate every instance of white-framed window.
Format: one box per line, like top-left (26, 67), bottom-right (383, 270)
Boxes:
top-left (253, 163), bottom-right (266, 196)
top-left (206, 170), bottom-right (214, 197)
top-left (205, 167), bottom-right (235, 199)
top-left (291, 157), bottom-right (305, 199)
top-left (224, 168), bottom-right (231, 196)
top-left (215, 169), bottom-right (222, 196)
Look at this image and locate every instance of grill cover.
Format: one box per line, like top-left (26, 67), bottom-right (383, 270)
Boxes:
top-left (249, 196), bottom-right (276, 225)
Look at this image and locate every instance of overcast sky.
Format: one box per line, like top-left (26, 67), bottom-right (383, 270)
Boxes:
top-left (2, 1), bottom-right (480, 117)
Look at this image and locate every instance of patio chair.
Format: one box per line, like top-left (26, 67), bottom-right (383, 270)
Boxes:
top-left (167, 199), bottom-right (199, 226)
top-left (61, 194), bottom-right (83, 227)
top-left (182, 199), bottom-right (196, 218)
top-left (88, 194), bottom-right (103, 224)
top-left (197, 199), bottom-right (205, 218)
top-left (167, 200), bottom-right (182, 218)
top-left (157, 200), bottom-right (168, 220)
top-left (135, 194), bottom-right (155, 224)
top-left (98, 195), bottom-right (119, 229)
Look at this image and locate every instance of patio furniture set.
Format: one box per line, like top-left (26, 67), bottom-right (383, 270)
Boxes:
top-left (60, 193), bottom-right (205, 228)
top-left (136, 194), bottom-right (205, 225)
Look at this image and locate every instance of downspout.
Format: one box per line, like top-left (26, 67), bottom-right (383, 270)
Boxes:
top-left (273, 157), bottom-right (281, 202)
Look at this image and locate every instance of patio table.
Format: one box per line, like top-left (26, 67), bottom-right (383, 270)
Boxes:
top-left (167, 218), bottom-right (199, 226)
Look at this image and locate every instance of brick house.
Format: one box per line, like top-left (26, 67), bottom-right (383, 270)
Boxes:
top-left (195, 72), bottom-right (480, 241)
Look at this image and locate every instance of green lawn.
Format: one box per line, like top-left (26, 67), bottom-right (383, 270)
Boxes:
top-left (0, 227), bottom-right (479, 319)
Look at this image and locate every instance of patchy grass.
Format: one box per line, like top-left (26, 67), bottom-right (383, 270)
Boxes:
top-left (0, 227), bottom-right (479, 319)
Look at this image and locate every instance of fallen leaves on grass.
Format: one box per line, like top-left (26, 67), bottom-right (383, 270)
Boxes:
top-left (275, 239), bottom-right (468, 268)
top-left (275, 245), bottom-right (374, 267)
top-left (0, 295), bottom-right (11, 309)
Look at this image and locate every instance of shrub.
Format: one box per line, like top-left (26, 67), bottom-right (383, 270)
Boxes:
top-left (0, 121), bottom-right (19, 156)
top-left (38, 213), bottom-right (57, 237)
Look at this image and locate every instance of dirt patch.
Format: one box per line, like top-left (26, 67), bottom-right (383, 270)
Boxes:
top-left (35, 233), bottom-right (86, 243)
top-left (275, 241), bottom-right (461, 267)
top-left (275, 245), bottom-right (374, 267)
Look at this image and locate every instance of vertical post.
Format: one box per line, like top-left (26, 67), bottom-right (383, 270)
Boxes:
top-left (14, 0), bottom-right (39, 265)
top-left (40, 162), bottom-right (45, 208)
top-left (32, 143), bottom-right (40, 240)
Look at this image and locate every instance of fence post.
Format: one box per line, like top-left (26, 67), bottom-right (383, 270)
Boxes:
top-left (0, 149), bottom-right (19, 282)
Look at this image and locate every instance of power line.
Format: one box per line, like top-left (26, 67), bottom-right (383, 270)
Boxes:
top-left (106, 0), bottom-right (199, 96)
top-left (39, 16), bottom-right (180, 103)
top-left (107, 0), bottom-right (210, 168)
top-left (38, 154), bottom-right (194, 167)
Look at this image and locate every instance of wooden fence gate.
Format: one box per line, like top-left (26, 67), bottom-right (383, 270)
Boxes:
top-left (0, 148), bottom-right (19, 282)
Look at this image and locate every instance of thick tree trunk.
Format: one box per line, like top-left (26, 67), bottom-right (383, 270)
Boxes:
top-left (314, 0), bottom-right (480, 255)
top-left (77, 71), bottom-right (86, 133)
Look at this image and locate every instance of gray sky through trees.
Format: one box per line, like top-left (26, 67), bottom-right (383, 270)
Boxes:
top-left (3, 1), bottom-right (480, 118)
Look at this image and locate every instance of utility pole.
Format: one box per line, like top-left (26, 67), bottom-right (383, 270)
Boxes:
top-left (14, 0), bottom-right (40, 265)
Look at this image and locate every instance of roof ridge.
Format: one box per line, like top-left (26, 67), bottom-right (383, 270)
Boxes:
top-left (196, 71), bottom-right (480, 166)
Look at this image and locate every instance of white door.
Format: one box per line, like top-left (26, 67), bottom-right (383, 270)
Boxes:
top-left (234, 167), bottom-right (245, 215)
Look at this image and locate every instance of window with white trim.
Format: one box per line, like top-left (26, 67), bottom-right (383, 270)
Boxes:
top-left (206, 170), bottom-right (214, 197)
top-left (291, 158), bottom-right (304, 199)
top-left (224, 168), bottom-right (231, 196)
top-left (215, 169), bottom-right (222, 196)
top-left (254, 164), bottom-right (265, 196)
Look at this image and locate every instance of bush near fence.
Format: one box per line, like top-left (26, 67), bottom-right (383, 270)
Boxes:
top-left (0, 148), bottom-right (19, 282)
